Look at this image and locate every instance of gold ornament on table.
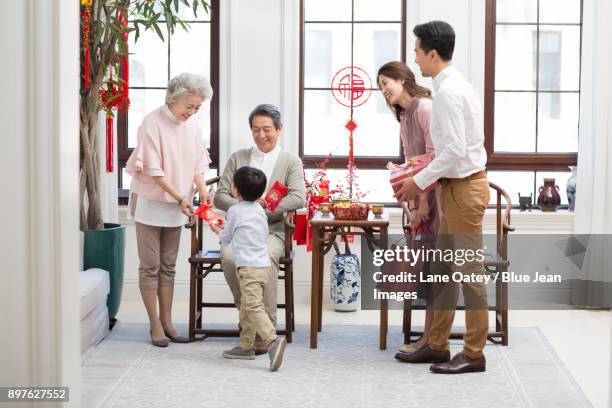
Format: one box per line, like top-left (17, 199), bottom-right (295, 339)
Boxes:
top-left (371, 204), bottom-right (384, 217)
top-left (320, 202), bottom-right (331, 215)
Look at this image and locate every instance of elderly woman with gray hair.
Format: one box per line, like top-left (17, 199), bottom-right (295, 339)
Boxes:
top-left (126, 73), bottom-right (213, 347)
top-left (214, 104), bottom-right (306, 354)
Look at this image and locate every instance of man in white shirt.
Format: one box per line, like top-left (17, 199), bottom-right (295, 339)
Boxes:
top-left (393, 21), bottom-right (490, 374)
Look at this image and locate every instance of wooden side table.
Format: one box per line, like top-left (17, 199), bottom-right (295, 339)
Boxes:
top-left (309, 210), bottom-right (389, 349)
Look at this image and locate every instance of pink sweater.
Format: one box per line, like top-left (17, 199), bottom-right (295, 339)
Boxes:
top-left (126, 106), bottom-right (210, 203)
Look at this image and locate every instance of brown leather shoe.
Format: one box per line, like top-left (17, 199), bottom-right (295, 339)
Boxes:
top-left (254, 334), bottom-right (268, 355)
top-left (395, 345), bottom-right (450, 364)
top-left (398, 343), bottom-right (418, 353)
top-left (430, 352), bottom-right (486, 374)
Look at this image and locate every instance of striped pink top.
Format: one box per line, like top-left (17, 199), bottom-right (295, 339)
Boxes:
top-left (126, 106), bottom-right (210, 203)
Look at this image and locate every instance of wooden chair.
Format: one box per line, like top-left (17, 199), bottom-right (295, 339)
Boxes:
top-left (402, 181), bottom-right (514, 346)
top-left (185, 176), bottom-right (296, 343)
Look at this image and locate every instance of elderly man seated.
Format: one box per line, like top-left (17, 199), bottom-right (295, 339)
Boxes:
top-left (214, 104), bottom-right (305, 353)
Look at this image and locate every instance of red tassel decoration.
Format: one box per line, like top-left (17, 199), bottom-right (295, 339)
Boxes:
top-left (349, 131), bottom-right (354, 169)
top-left (344, 118), bottom-right (358, 197)
top-left (82, 1), bottom-right (91, 88)
top-left (106, 112), bottom-right (114, 173)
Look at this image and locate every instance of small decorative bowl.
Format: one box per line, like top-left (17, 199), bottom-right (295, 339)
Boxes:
top-left (371, 204), bottom-right (384, 217)
top-left (319, 202), bottom-right (331, 215)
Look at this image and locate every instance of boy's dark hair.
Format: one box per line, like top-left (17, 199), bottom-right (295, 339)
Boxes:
top-left (233, 166), bottom-right (267, 202)
top-left (413, 21), bottom-right (455, 61)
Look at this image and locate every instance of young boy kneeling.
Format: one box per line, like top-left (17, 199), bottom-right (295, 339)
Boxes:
top-left (210, 166), bottom-right (287, 372)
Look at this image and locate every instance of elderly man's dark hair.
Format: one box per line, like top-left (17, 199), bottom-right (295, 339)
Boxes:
top-left (248, 104), bottom-right (283, 129)
top-left (413, 21), bottom-right (456, 61)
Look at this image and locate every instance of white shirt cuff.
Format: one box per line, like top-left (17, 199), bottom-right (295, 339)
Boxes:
top-left (413, 170), bottom-right (437, 191)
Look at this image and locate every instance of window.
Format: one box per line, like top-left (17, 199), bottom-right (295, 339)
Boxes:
top-left (117, 1), bottom-right (219, 199)
top-left (300, 0), bottom-right (406, 203)
top-left (485, 0), bottom-right (582, 206)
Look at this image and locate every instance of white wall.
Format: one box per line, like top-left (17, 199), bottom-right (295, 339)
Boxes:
top-left (218, 0), bottom-right (485, 166)
top-left (0, 0), bottom-right (81, 406)
top-left (118, 0), bottom-right (489, 305)
top-left (219, 0), bottom-right (301, 163)
top-left (406, 0), bottom-right (486, 102)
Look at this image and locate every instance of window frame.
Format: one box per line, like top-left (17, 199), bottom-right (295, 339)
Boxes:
top-left (484, 0), bottom-right (582, 171)
top-left (117, 0), bottom-right (220, 201)
top-left (298, 0), bottom-right (407, 170)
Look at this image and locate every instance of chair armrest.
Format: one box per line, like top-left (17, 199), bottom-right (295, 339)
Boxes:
top-left (184, 215), bottom-right (197, 229)
top-left (206, 176), bottom-right (221, 186)
top-left (283, 211), bottom-right (297, 257)
top-left (489, 181), bottom-right (515, 233)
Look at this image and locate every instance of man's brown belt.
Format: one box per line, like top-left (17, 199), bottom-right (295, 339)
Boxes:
top-left (439, 170), bottom-right (486, 185)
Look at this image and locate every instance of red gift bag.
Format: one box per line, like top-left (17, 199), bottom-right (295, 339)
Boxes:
top-left (293, 213), bottom-right (308, 245)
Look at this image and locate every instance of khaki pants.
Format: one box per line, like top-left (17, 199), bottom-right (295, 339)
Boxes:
top-left (135, 222), bottom-right (182, 289)
top-left (238, 266), bottom-right (277, 349)
top-left (221, 234), bottom-right (285, 326)
top-left (428, 177), bottom-right (490, 359)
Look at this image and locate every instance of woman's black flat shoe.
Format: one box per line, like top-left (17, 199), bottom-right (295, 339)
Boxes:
top-left (164, 330), bottom-right (190, 343)
top-left (150, 331), bottom-right (169, 347)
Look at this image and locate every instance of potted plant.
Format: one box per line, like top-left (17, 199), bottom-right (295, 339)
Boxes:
top-left (79, 0), bottom-right (209, 326)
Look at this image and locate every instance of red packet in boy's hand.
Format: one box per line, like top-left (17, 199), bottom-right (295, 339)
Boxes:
top-left (389, 153), bottom-right (438, 194)
top-left (264, 181), bottom-right (289, 212)
top-left (195, 204), bottom-right (223, 226)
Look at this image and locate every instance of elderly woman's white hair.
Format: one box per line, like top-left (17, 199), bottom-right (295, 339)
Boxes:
top-left (165, 73), bottom-right (213, 105)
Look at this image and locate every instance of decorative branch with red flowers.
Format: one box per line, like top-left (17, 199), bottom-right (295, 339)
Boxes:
top-left (303, 153), bottom-right (370, 218)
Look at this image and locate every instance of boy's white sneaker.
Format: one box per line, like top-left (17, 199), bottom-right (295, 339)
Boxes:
top-left (268, 336), bottom-right (287, 372)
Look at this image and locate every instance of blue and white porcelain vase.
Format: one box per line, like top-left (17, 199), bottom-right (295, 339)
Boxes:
top-left (330, 253), bottom-right (361, 312)
top-left (566, 166), bottom-right (577, 212)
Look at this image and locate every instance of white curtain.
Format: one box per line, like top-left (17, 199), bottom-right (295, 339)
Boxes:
top-left (572, 0), bottom-right (612, 308)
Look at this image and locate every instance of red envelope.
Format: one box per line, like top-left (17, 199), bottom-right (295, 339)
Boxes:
top-left (194, 204), bottom-right (222, 226)
top-left (389, 153), bottom-right (438, 194)
top-left (264, 181), bottom-right (289, 212)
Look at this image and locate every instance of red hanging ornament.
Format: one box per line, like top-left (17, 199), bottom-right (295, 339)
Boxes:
top-left (106, 112), bottom-right (114, 173)
top-left (318, 179), bottom-right (330, 202)
top-left (349, 132), bottom-right (354, 167)
top-left (81, 0), bottom-right (92, 88)
top-left (98, 69), bottom-right (121, 110)
top-left (345, 118), bottom-right (358, 198)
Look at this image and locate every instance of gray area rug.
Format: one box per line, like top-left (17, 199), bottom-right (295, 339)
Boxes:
top-left (82, 323), bottom-right (592, 408)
